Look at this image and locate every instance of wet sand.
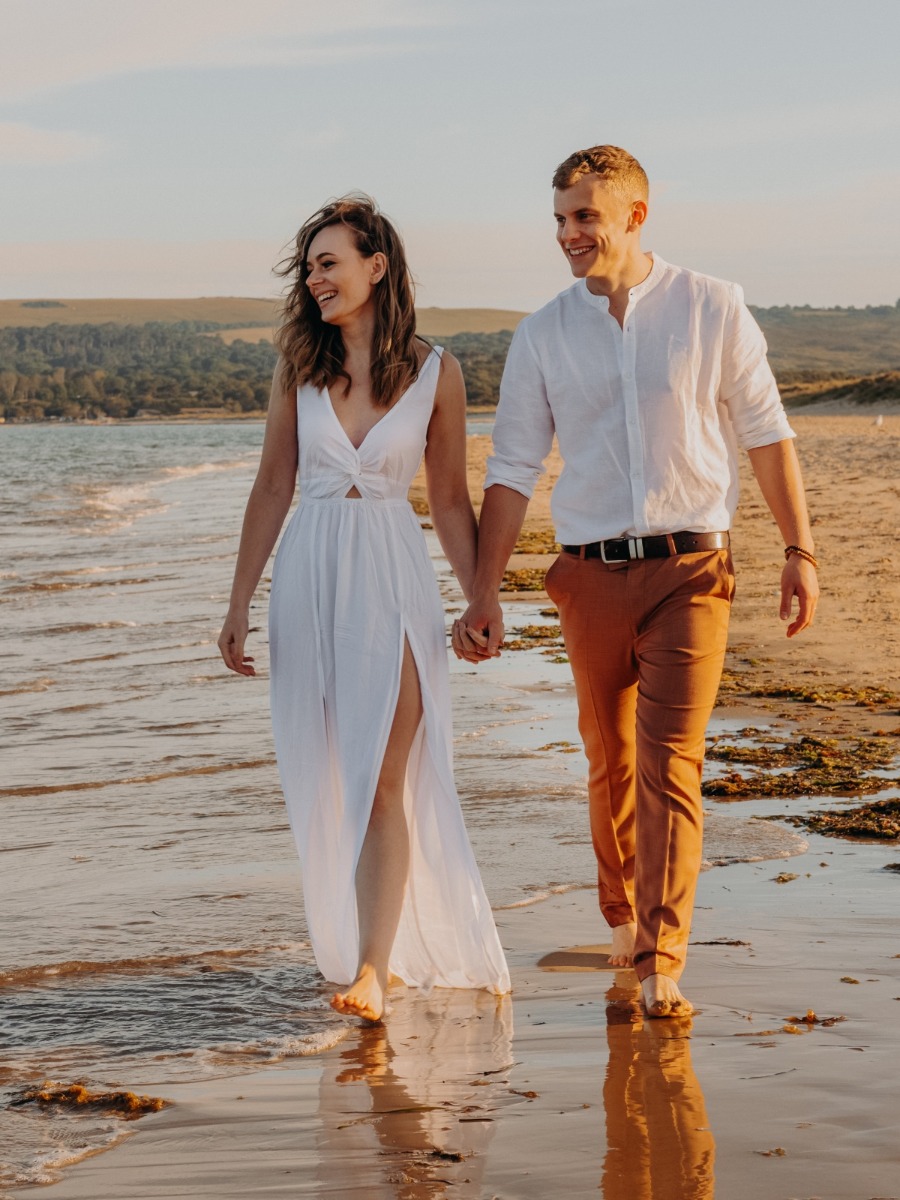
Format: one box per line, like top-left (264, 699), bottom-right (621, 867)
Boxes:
top-left (16, 831), bottom-right (900, 1198)
top-left (7, 411), bottom-right (899, 1198)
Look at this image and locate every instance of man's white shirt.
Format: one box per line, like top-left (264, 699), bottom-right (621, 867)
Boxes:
top-left (485, 254), bottom-right (795, 546)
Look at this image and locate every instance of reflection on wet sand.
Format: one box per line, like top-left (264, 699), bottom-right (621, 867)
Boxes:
top-left (315, 989), bottom-right (514, 1198)
top-left (601, 985), bottom-right (715, 1200)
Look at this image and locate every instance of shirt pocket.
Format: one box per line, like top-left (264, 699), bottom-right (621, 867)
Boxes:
top-left (665, 335), bottom-right (693, 391)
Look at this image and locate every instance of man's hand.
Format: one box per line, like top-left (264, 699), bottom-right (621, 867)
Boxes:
top-left (780, 555), bottom-right (819, 637)
top-left (451, 596), bottom-right (505, 663)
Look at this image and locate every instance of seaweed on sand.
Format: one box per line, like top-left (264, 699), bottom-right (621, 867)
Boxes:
top-left (501, 567), bottom-right (549, 592)
top-left (779, 797), bottom-right (900, 841)
top-left (716, 672), bottom-right (898, 713)
top-left (503, 622), bottom-right (567, 660)
top-left (11, 1082), bottom-right (167, 1118)
top-left (703, 733), bottom-right (900, 799)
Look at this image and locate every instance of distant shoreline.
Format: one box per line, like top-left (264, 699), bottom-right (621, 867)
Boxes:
top-left (0, 405), bottom-right (504, 427)
top-left (2, 399), bottom-right (897, 427)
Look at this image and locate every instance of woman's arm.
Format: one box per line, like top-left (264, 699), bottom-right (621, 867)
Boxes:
top-left (218, 362), bottom-right (298, 675)
top-left (423, 352), bottom-right (479, 601)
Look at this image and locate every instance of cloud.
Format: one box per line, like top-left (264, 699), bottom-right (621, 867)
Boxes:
top-left (0, 121), bottom-right (106, 164)
top-left (0, 0), bottom-right (451, 102)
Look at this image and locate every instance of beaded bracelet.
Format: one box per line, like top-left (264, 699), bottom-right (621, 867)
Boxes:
top-left (784, 545), bottom-right (819, 569)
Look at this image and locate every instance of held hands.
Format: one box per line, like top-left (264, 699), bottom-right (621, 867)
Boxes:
top-left (218, 609), bottom-right (256, 676)
top-left (780, 554), bottom-right (819, 637)
top-left (451, 597), bottom-right (505, 663)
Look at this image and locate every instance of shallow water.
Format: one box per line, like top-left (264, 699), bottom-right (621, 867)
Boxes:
top-left (0, 422), bottom-right (804, 1188)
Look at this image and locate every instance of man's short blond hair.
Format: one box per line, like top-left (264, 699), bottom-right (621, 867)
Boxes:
top-left (552, 145), bottom-right (649, 202)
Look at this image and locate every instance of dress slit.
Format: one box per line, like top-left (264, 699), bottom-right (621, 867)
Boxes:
top-left (348, 623), bottom-right (435, 984)
top-left (349, 621), bottom-right (410, 876)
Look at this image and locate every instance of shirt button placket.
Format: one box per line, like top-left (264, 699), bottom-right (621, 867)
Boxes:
top-left (622, 302), bottom-right (644, 527)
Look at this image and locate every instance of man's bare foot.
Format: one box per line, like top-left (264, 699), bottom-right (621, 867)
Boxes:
top-left (330, 964), bottom-right (385, 1023)
top-left (608, 922), bottom-right (637, 968)
top-left (640, 973), bottom-right (693, 1018)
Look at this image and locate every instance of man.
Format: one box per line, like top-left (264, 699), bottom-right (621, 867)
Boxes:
top-left (452, 145), bottom-right (818, 1017)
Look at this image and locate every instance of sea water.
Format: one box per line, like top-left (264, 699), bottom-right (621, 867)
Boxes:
top-left (0, 421), bottom-right (803, 1188)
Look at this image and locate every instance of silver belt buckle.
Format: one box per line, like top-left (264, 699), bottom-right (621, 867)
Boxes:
top-left (600, 537), bottom-right (644, 563)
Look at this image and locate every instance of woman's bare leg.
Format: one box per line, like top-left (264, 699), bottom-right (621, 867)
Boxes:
top-left (331, 640), bottom-right (422, 1022)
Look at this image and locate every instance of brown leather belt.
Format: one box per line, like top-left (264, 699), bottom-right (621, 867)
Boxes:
top-left (561, 530), bottom-right (730, 563)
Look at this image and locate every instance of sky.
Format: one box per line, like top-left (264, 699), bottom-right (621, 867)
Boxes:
top-left (2, 0), bottom-right (899, 310)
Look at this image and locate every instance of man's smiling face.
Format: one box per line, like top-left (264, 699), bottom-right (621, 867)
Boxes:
top-left (553, 174), bottom-right (640, 284)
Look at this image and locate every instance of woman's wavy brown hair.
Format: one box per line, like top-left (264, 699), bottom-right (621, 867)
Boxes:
top-left (275, 194), bottom-right (420, 407)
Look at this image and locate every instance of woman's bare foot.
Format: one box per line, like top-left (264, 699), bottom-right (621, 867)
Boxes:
top-left (608, 922), bottom-right (637, 968)
top-left (330, 964), bottom-right (385, 1023)
top-left (640, 973), bottom-right (693, 1018)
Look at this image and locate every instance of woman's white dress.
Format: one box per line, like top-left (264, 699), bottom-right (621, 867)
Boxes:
top-left (269, 347), bottom-right (510, 994)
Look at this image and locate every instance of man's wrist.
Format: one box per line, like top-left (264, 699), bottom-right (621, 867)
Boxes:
top-left (784, 545), bottom-right (818, 569)
top-left (470, 584), bottom-right (502, 609)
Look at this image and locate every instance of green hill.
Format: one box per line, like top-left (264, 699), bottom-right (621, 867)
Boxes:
top-left (780, 371), bottom-right (900, 408)
top-left (752, 305), bottom-right (900, 377)
top-left (2, 298), bottom-right (898, 421)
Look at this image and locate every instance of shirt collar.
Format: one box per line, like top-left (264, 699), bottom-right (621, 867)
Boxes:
top-left (576, 252), bottom-right (667, 310)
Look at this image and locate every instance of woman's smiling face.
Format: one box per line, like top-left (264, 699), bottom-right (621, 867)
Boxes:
top-left (305, 223), bottom-right (384, 326)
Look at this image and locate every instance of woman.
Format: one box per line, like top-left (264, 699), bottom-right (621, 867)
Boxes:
top-left (218, 196), bottom-right (510, 1022)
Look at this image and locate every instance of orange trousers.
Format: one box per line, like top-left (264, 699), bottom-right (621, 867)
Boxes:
top-left (545, 549), bottom-right (734, 982)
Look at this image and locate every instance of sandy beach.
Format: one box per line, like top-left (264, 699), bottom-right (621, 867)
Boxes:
top-left (445, 412), bottom-right (900, 734)
top-left (4, 411), bottom-right (899, 1198)
top-left (14, 843), bottom-right (899, 1198)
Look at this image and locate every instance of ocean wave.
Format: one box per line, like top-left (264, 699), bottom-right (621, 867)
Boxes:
top-left (0, 757), bottom-right (275, 799)
top-left (66, 485), bottom-right (169, 530)
top-left (12, 576), bottom-right (169, 594)
top-left (0, 677), bottom-right (55, 697)
top-left (19, 620), bottom-right (137, 638)
top-left (1, 1124), bottom-right (130, 1189)
top-left (160, 458), bottom-right (256, 480)
top-left (0, 945), bottom-right (305, 989)
top-left (206, 1024), bottom-right (353, 1063)
top-left (494, 882), bottom-right (594, 910)
top-left (75, 481), bottom-right (156, 510)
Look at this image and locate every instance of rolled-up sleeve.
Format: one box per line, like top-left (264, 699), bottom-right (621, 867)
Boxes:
top-left (719, 285), bottom-right (795, 450)
top-left (484, 322), bottom-right (555, 499)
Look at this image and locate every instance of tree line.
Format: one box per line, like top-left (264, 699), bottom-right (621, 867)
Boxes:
top-left (0, 323), bottom-right (515, 421)
top-left (1, 305), bottom-right (898, 422)
top-left (0, 322), bottom-right (275, 420)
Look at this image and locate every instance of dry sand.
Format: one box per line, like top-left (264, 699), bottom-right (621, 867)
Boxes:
top-left (416, 411), bottom-right (900, 740)
top-left (13, 411), bottom-right (899, 1199)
